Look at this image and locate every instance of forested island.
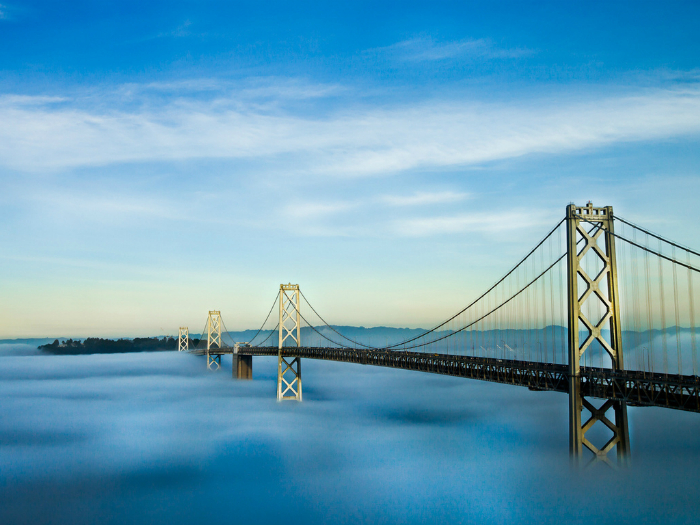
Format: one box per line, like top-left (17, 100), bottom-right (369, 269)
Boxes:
top-left (38, 337), bottom-right (200, 355)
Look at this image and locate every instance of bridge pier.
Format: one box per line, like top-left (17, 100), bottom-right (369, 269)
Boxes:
top-left (233, 354), bottom-right (253, 379)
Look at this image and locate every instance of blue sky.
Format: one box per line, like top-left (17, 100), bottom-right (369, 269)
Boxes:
top-left (1, 1), bottom-right (700, 337)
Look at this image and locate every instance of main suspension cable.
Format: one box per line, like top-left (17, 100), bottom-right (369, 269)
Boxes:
top-left (282, 250), bottom-right (568, 354)
top-left (280, 290), bottom-right (355, 349)
top-left (251, 323), bottom-right (279, 347)
top-left (299, 290), bottom-right (376, 349)
top-left (189, 318), bottom-right (210, 352)
top-left (578, 219), bottom-right (700, 274)
top-left (381, 252), bottom-right (568, 352)
top-left (295, 218), bottom-right (590, 353)
top-left (379, 218), bottom-right (567, 349)
top-left (614, 215), bottom-right (700, 258)
top-left (246, 294), bottom-right (280, 345)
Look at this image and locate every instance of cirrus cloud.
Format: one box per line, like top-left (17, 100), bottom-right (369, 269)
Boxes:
top-left (1, 83), bottom-right (700, 176)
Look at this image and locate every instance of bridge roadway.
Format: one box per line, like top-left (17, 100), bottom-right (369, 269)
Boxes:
top-left (190, 346), bottom-right (700, 413)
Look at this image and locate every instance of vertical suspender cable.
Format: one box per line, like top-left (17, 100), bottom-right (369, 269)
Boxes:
top-left (549, 234), bottom-right (555, 364)
top-left (688, 251), bottom-right (698, 377)
top-left (525, 258), bottom-right (531, 361)
top-left (559, 226), bottom-right (565, 366)
top-left (619, 228), bottom-right (633, 371)
top-left (541, 247), bottom-right (548, 363)
top-left (496, 282), bottom-right (501, 358)
top-left (642, 230), bottom-right (655, 374)
top-left (499, 281), bottom-right (504, 359)
top-left (487, 291), bottom-right (491, 358)
top-left (630, 227), bottom-right (644, 373)
top-left (491, 286), bottom-right (495, 358)
top-left (491, 284), bottom-right (495, 357)
top-left (657, 238), bottom-right (669, 375)
top-left (482, 293), bottom-right (487, 357)
top-left (672, 246), bottom-right (682, 374)
top-left (469, 304), bottom-right (473, 357)
top-left (472, 302), bottom-right (477, 357)
top-left (533, 255), bottom-right (540, 362)
top-left (516, 264), bottom-right (522, 360)
top-left (477, 298), bottom-right (481, 357)
top-left (476, 298), bottom-right (481, 357)
top-left (486, 291), bottom-right (490, 358)
top-left (499, 282), bottom-right (504, 358)
top-left (511, 266), bottom-right (516, 359)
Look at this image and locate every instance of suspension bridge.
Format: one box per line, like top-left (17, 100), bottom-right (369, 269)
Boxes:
top-left (177, 203), bottom-right (700, 467)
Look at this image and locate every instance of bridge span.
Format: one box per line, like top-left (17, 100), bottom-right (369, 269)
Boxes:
top-left (190, 346), bottom-right (700, 414)
top-left (181, 202), bottom-right (700, 466)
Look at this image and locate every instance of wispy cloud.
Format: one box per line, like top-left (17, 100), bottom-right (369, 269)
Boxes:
top-left (381, 191), bottom-right (469, 207)
top-left (284, 201), bottom-right (357, 219)
top-left (115, 77), bottom-right (344, 106)
top-left (287, 191), bottom-right (468, 218)
top-left (31, 191), bottom-right (187, 223)
top-left (1, 82), bottom-right (700, 175)
top-left (0, 94), bottom-right (67, 105)
top-left (368, 37), bottom-right (532, 62)
top-left (268, 191), bottom-right (475, 238)
top-left (393, 210), bottom-right (550, 237)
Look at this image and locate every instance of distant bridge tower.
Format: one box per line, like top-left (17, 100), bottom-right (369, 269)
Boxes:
top-left (278, 284), bottom-right (302, 401)
top-left (178, 327), bottom-right (189, 352)
top-left (566, 202), bottom-right (630, 466)
top-left (207, 310), bottom-right (223, 371)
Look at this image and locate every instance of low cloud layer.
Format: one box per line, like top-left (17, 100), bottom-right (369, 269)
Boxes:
top-left (1, 350), bottom-right (700, 524)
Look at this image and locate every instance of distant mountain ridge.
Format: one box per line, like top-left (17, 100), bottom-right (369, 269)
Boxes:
top-left (1, 325), bottom-right (696, 356)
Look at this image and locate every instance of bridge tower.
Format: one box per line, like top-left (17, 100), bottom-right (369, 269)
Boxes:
top-left (178, 327), bottom-right (189, 352)
top-left (206, 310), bottom-right (223, 371)
top-left (566, 202), bottom-right (630, 466)
top-left (277, 284), bottom-right (302, 401)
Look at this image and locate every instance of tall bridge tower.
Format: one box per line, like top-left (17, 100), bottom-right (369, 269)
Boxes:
top-left (278, 283), bottom-right (302, 401)
top-left (566, 202), bottom-right (630, 465)
top-left (207, 310), bottom-right (223, 371)
top-left (178, 327), bottom-right (188, 352)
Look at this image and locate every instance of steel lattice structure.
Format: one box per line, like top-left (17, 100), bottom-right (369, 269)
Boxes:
top-left (206, 311), bottom-right (222, 370)
top-left (566, 203), bottom-right (629, 464)
top-left (278, 284), bottom-right (302, 401)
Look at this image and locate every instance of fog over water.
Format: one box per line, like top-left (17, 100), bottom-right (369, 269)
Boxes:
top-left (1, 347), bottom-right (699, 524)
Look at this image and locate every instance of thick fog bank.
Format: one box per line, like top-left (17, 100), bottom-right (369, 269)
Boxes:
top-left (1, 348), bottom-right (699, 524)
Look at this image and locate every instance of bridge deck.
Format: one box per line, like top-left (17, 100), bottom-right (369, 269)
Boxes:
top-left (190, 346), bottom-right (700, 413)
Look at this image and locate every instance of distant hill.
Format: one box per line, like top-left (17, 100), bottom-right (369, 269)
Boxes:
top-left (0, 337), bottom-right (72, 346)
top-left (38, 337), bottom-right (183, 355)
top-left (14, 325), bottom-right (698, 357)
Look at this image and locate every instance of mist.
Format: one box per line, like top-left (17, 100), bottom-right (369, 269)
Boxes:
top-left (1, 348), bottom-right (699, 524)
